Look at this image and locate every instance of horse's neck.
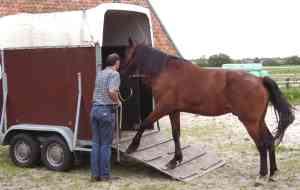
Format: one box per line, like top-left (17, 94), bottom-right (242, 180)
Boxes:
top-left (141, 76), bottom-right (156, 89)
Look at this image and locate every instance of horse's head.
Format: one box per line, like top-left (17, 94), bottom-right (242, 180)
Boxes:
top-left (120, 38), bottom-right (139, 77)
top-left (121, 37), bottom-right (167, 80)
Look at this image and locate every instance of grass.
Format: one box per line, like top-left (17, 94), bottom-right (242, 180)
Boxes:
top-left (259, 65), bottom-right (300, 104)
top-left (265, 65), bottom-right (300, 75)
top-left (0, 145), bottom-right (22, 177)
top-left (267, 65), bottom-right (300, 105)
top-left (282, 88), bottom-right (300, 105)
top-left (0, 145), bottom-right (187, 190)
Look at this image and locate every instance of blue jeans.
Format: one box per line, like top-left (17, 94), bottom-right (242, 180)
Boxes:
top-left (90, 105), bottom-right (115, 177)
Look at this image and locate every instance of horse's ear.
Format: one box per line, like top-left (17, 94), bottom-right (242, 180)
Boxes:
top-left (128, 37), bottom-right (134, 47)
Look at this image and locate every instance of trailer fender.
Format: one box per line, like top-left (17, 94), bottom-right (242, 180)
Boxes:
top-left (1, 124), bottom-right (74, 151)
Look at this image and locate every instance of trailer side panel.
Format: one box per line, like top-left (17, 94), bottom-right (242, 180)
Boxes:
top-left (5, 47), bottom-right (96, 140)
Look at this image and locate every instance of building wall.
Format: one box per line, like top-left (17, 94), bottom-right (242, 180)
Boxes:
top-left (0, 0), bottom-right (180, 56)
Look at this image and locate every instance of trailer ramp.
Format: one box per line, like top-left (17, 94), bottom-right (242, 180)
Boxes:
top-left (112, 130), bottom-right (225, 182)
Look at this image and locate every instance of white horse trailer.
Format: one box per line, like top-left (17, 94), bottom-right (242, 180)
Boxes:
top-left (0, 3), bottom-right (155, 171)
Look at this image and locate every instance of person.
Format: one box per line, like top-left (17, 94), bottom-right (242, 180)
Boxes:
top-left (90, 53), bottom-right (121, 182)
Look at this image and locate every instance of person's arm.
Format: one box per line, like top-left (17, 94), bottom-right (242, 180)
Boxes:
top-left (108, 90), bottom-right (119, 104)
top-left (108, 72), bottom-right (121, 105)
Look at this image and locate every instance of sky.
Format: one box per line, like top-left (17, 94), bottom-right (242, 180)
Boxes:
top-left (149, 0), bottom-right (300, 59)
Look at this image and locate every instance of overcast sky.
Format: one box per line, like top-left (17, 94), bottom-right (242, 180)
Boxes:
top-left (149, 0), bottom-right (300, 59)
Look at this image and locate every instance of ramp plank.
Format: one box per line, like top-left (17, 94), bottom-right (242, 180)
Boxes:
top-left (112, 130), bottom-right (224, 181)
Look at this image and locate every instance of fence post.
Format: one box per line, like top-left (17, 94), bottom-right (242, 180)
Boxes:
top-left (286, 78), bottom-right (290, 89)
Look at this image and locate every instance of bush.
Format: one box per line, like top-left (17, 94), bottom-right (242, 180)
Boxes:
top-left (207, 54), bottom-right (232, 67)
top-left (192, 57), bottom-right (208, 67)
top-left (284, 56), bottom-right (300, 65)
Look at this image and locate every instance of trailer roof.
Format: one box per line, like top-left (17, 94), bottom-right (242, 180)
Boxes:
top-left (0, 3), bottom-right (151, 49)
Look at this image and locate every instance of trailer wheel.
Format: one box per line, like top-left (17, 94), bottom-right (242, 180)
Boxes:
top-left (9, 134), bottom-right (40, 167)
top-left (41, 136), bottom-right (73, 171)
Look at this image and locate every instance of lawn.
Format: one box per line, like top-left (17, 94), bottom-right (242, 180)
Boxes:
top-left (282, 88), bottom-right (300, 105)
top-left (264, 65), bottom-right (300, 75)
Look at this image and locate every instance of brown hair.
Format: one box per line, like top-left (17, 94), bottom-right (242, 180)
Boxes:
top-left (105, 53), bottom-right (120, 67)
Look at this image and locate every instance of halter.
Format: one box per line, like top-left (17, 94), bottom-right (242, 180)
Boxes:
top-left (118, 88), bottom-right (133, 102)
top-left (130, 74), bottom-right (148, 78)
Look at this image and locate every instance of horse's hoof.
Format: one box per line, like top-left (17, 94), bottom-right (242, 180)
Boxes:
top-left (177, 158), bottom-right (183, 164)
top-left (165, 160), bottom-right (177, 170)
top-left (254, 176), bottom-right (269, 187)
top-left (274, 139), bottom-right (281, 147)
top-left (126, 143), bottom-right (138, 154)
top-left (274, 135), bottom-right (284, 146)
top-left (269, 170), bottom-right (280, 182)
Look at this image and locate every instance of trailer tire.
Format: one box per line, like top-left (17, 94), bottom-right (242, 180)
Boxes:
top-left (9, 133), bottom-right (41, 167)
top-left (41, 136), bottom-right (73, 171)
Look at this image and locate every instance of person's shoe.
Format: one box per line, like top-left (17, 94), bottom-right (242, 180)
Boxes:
top-left (90, 176), bottom-right (100, 182)
top-left (100, 176), bottom-right (121, 182)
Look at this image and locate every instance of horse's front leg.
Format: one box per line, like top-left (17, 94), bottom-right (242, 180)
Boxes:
top-left (166, 111), bottom-right (182, 169)
top-left (126, 106), bottom-right (169, 154)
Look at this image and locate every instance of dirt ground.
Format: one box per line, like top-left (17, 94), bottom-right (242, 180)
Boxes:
top-left (0, 106), bottom-right (299, 190)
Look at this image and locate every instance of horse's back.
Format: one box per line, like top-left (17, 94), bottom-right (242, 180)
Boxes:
top-left (159, 62), bottom-right (231, 114)
top-left (161, 61), bottom-right (268, 116)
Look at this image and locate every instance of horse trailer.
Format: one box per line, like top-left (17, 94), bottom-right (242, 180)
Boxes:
top-left (0, 3), bottom-right (156, 171)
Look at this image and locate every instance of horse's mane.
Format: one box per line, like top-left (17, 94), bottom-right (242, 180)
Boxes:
top-left (133, 45), bottom-right (189, 76)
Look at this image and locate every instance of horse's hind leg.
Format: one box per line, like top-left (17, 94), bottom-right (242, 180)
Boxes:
top-left (241, 119), bottom-right (269, 177)
top-left (261, 121), bottom-right (277, 176)
top-left (166, 111), bottom-right (182, 169)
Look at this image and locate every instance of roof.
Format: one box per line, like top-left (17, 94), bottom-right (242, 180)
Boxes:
top-left (0, 0), bottom-right (182, 56)
top-left (0, 3), bottom-right (151, 49)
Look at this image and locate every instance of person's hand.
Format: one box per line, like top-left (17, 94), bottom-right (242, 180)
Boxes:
top-left (117, 100), bottom-right (122, 107)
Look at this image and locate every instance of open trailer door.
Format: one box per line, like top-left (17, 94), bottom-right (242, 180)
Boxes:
top-left (100, 9), bottom-right (156, 131)
top-left (0, 50), bottom-right (4, 139)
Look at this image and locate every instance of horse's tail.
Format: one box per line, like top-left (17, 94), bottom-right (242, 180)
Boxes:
top-left (262, 77), bottom-right (295, 146)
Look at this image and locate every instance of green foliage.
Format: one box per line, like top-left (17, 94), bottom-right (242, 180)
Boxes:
top-left (192, 54), bottom-right (300, 67)
top-left (207, 53), bottom-right (232, 67)
top-left (282, 88), bottom-right (300, 105)
top-left (192, 56), bottom-right (207, 67)
top-left (285, 56), bottom-right (300, 65)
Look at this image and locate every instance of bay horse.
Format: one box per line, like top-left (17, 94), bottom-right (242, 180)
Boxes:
top-left (121, 39), bottom-right (295, 179)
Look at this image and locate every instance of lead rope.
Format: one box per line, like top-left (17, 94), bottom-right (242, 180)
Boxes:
top-left (115, 89), bottom-right (133, 162)
top-left (267, 149), bottom-right (270, 180)
top-left (116, 102), bottom-right (122, 162)
top-left (118, 88), bottom-right (133, 102)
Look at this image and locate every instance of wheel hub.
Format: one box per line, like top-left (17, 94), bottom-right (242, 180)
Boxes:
top-left (46, 143), bottom-right (64, 167)
top-left (14, 141), bottom-right (31, 163)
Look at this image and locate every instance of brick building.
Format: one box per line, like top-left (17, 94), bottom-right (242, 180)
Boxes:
top-left (0, 0), bottom-right (181, 56)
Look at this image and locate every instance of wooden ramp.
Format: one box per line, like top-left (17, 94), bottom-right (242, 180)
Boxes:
top-left (112, 130), bottom-right (225, 182)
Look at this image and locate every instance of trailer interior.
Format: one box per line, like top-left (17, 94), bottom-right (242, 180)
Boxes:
top-left (101, 10), bottom-right (154, 130)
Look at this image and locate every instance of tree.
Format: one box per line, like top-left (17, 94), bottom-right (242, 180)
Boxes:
top-left (192, 56), bottom-right (208, 67)
top-left (285, 56), bottom-right (300, 65)
top-left (207, 53), bottom-right (232, 67)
